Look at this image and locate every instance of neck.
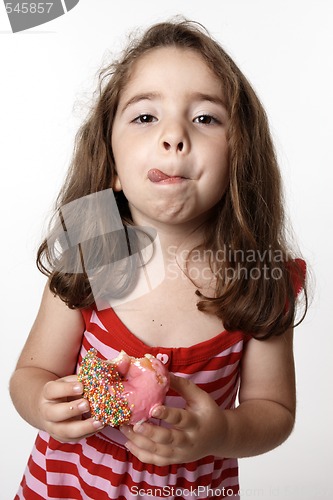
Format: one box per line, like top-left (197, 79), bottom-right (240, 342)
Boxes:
top-left (138, 221), bottom-right (206, 269)
top-left (130, 213), bottom-right (211, 257)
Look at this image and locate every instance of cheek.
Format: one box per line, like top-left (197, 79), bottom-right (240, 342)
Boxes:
top-left (111, 136), bottom-right (135, 192)
top-left (207, 153), bottom-right (229, 183)
top-left (214, 143), bottom-right (230, 185)
top-left (203, 136), bottom-right (228, 163)
top-left (113, 176), bottom-right (139, 203)
top-left (206, 160), bottom-right (230, 202)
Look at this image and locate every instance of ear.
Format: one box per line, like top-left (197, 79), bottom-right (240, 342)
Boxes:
top-left (112, 174), bottom-right (122, 192)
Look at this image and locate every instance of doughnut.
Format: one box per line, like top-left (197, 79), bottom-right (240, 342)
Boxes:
top-left (78, 348), bottom-right (170, 427)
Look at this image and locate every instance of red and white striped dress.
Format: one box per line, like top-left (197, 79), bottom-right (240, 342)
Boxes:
top-left (15, 306), bottom-right (248, 499)
top-left (15, 259), bottom-right (306, 499)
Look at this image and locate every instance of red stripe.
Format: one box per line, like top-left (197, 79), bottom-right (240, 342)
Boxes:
top-left (35, 434), bottom-right (48, 454)
top-left (171, 352), bottom-right (242, 375)
top-left (216, 381), bottom-right (239, 407)
top-left (17, 477), bottom-right (45, 500)
top-left (48, 484), bottom-right (83, 499)
top-left (27, 459), bottom-right (46, 486)
top-left (49, 478), bottom-right (118, 500)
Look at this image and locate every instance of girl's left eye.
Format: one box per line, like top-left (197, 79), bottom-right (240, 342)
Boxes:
top-left (194, 114), bottom-right (220, 125)
top-left (132, 114), bottom-right (157, 124)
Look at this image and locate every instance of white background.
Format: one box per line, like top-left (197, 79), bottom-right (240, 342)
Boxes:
top-left (1, 1), bottom-right (332, 498)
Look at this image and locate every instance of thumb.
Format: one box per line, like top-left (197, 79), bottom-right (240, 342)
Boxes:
top-left (169, 374), bottom-right (206, 406)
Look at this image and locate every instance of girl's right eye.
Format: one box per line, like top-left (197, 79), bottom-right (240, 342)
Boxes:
top-left (132, 114), bottom-right (157, 124)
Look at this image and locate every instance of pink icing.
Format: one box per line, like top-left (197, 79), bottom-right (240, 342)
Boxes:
top-left (110, 351), bottom-right (170, 424)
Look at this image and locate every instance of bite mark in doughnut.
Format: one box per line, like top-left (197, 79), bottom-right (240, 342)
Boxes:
top-left (78, 348), bottom-right (170, 427)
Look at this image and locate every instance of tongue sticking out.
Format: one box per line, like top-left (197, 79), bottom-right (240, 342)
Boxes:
top-left (147, 169), bottom-right (171, 182)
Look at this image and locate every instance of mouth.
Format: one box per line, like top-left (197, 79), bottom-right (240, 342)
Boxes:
top-left (147, 168), bottom-right (188, 184)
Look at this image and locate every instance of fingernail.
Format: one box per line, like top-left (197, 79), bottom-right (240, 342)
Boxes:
top-left (151, 406), bottom-right (163, 418)
top-left (73, 383), bottom-right (83, 394)
top-left (78, 401), bottom-right (89, 412)
top-left (93, 420), bottom-right (104, 430)
top-left (133, 422), bottom-right (144, 433)
top-left (119, 425), bottom-right (130, 435)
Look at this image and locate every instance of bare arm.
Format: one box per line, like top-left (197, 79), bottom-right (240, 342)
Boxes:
top-left (10, 284), bottom-right (104, 441)
top-left (219, 328), bottom-right (296, 457)
top-left (119, 329), bottom-right (296, 464)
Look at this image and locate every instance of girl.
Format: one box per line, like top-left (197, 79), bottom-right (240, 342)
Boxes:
top-left (10, 19), bottom-right (307, 500)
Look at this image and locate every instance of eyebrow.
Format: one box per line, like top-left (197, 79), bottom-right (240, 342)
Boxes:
top-left (120, 92), bottom-right (160, 113)
top-left (191, 92), bottom-right (227, 108)
top-left (120, 91), bottom-right (227, 113)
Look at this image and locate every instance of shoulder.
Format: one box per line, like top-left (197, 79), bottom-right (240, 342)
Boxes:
top-left (239, 328), bottom-right (295, 412)
top-left (16, 284), bottom-right (85, 377)
top-left (34, 284), bottom-right (85, 332)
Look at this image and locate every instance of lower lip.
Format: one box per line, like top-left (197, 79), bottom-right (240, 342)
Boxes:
top-left (151, 176), bottom-right (187, 185)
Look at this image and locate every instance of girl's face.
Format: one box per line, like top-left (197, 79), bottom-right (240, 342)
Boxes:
top-left (112, 47), bottom-right (229, 230)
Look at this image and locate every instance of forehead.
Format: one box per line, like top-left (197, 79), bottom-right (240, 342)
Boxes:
top-left (120, 47), bottom-right (223, 100)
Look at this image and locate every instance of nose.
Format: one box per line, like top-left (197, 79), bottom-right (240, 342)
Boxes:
top-left (160, 121), bottom-right (190, 154)
top-left (163, 140), bottom-right (184, 152)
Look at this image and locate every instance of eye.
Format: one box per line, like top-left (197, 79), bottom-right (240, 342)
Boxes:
top-left (194, 114), bottom-right (220, 125)
top-left (132, 114), bottom-right (157, 124)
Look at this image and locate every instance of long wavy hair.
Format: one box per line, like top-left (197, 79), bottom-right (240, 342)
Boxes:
top-left (37, 18), bottom-right (307, 339)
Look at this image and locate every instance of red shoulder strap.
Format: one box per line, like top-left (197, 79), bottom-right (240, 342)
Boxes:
top-left (287, 258), bottom-right (306, 296)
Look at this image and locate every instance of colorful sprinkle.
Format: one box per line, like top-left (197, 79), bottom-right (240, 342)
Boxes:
top-left (78, 348), bottom-right (131, 427)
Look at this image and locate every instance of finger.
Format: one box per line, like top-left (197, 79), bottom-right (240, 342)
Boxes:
top-left (130, 422), bottom-right (180, 446)
top-left (120, 424), bottom-right (188, 463)
top-left (43, 377), bottom-right (83, 401)
top-left (43, 398), bottom-right (90, 423)
top-left (120, 425), bottom-right (157, 451)
top-left (124, 440), bottom-right (178, 467)
top-left (50, 417), bottom-right (104, 442)
top-left (61, 375), bottom-right (81, 383)
top-left (120, 423), bottom-right (175, 449)
top-left (151, 405), bottom-right (195, 430)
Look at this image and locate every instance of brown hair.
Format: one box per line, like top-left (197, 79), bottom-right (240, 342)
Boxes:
top-left (37, 18), bottom-right (307, 338)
